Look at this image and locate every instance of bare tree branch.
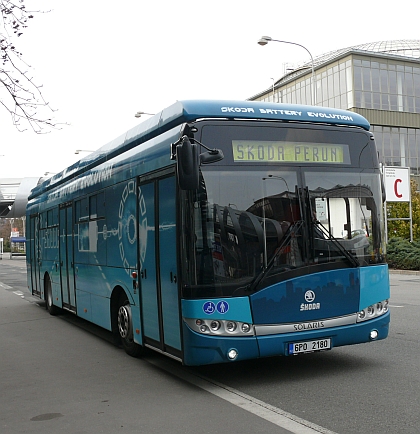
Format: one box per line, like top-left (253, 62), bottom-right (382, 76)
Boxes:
top-left (0, 0), bottom-right (61, 133)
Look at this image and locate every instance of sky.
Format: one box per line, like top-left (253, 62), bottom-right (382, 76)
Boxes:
top-left (0, 0), bottom-right (418, 179)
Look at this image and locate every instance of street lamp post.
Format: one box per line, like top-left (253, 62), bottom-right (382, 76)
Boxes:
top-left (258, 36), bottom-right (316, 105)
top-left (270, 77), bottom-right (276, 103)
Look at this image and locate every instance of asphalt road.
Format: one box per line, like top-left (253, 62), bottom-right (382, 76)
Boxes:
top-left (1, 257), bottom-right (419, 433)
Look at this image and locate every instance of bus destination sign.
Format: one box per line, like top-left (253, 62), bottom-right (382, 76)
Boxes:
top-left (232, 141), bottom-right (350, 164)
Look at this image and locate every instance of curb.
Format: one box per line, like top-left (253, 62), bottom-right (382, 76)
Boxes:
top-left (389, 269), bottom-right (420, 275)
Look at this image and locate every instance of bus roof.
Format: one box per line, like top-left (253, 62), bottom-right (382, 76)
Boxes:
top-left (29, 100), bottom-right (370, 199)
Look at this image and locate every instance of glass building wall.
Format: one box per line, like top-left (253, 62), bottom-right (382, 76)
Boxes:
top-left (371, 125), bottom-right (420, 175)
top-left (353, 58), bottom-right (420, 113)
top-left (254, 50), bottom-right (420, 176)
top-left (258, 57), bottom-right (353, 109)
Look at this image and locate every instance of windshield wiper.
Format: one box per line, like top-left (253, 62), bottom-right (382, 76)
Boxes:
top-left (246, 221), bottom-right (304, 292)
top-left (313, 220), bottom-right (359, 267)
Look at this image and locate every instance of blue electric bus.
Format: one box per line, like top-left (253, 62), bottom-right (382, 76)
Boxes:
top-left (26, 100), bottom-right (390, 366)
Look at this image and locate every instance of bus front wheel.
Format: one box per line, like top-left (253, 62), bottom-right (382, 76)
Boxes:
top-left (117, 294), bottom-right (144, 357)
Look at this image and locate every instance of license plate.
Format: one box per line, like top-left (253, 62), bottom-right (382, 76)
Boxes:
top-left (288, 338), bottom-right (331, 355)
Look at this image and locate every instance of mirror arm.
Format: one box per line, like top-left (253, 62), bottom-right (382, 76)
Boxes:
top-left (171, 135), bottom-right (224, 164)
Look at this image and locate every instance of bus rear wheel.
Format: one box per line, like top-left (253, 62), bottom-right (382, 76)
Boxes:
top-left (45, 276), bottom-right (60, 316)
top-left (117, 294), bottom-right (144, 357)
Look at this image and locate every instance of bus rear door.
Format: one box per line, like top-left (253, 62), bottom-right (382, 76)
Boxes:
top-left (29, 215), bottom-right (41, 297)
top-left (59, 203), bottom-right (76, 311)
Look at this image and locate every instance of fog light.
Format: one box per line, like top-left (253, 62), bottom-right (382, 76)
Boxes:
top-left (227, 348), bottom-right (238, 360)
top-left (370, 330), bottom-right (379, 340)
top-left (200, 325), bottom-right (208, 333)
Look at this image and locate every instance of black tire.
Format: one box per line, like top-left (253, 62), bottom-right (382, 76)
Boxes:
top-left (45, 277), bottom-right (60, 316)
top-left (117, 293), bottom-right (144, 357)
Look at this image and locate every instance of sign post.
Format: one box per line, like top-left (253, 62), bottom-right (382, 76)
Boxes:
top-left (383, 166), bottom-right (412, 243)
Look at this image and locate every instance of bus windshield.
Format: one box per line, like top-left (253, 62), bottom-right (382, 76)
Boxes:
top-left (181, 124), bottom-right (385, 297)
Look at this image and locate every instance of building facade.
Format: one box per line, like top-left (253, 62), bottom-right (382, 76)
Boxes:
top-left (249, 40), bottom-right (420, 180)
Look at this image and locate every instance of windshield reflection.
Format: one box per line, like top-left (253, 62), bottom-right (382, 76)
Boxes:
top-left (183, 169), bottom-right (385, 296)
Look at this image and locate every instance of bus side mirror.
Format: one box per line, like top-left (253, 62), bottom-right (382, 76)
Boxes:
top-left (176, 136), bottom-right (199, 190)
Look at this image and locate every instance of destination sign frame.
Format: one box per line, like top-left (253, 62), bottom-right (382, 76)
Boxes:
top-left (232, 140), bottom-right (350, 164)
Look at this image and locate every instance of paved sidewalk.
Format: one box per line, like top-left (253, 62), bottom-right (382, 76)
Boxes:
top-left (0, 254), bottom-right (26, 268)
top-left (389, 268), bottom-right (420, 275)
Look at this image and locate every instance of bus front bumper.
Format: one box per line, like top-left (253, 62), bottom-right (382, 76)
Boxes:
top-left (181, 311), bottom-right (390, 366)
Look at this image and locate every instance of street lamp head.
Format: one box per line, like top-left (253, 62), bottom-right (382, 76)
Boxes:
top-left (135, 111), bottom-right (155, 118)
top-left (258, 36), bottom-right (272, 46)
top-left (75, 149), bottom-right (94, 155)
top-left (256, 35), bottom-right (316, 105)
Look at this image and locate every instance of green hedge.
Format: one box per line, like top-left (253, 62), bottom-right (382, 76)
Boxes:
top-left (386, 237), bottom-right (420, 270)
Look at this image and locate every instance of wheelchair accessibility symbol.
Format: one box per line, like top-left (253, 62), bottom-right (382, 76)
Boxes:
top-left (203, 302), bottom-right (216, 315)
top-left (202, 301), bottom-right (229, 315)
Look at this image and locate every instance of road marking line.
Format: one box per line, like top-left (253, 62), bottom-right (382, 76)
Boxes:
top-left (145, 356), bottom-right (337, 434)
top-left (0, 282), bottom-right (13, 289)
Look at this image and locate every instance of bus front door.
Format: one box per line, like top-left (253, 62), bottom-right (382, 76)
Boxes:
top-left (139, 175), bottom-right (181, 358)
top-left (59, 204), bottom-right (76, 312)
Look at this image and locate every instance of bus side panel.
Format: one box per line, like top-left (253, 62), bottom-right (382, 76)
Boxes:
top-left (74, 262), bottom-right (136, 331)
top-left (105, 181), bottom-right (137, 274)
top-left (76, 289), bottom-right (92, 322)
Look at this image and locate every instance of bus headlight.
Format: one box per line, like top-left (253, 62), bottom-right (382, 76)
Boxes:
top-left (184, 318), bottom-right (255, 336)
top-left (357, 299), bottom-right (389, 323)
top-left (210, 320), bottom-right (221, 331)
top-left (226, 321), bottom-right (237, 333)
top-left (241, 323), bottom-right (251, 333)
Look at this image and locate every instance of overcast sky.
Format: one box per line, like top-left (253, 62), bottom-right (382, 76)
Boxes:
top-left (1, 0), bottom-right (418, 179)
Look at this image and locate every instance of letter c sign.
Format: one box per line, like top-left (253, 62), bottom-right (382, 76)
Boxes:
top-left (394, 179), bottom-right (403, 198)
top-left (384, 167), bottom-right (409, 202)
